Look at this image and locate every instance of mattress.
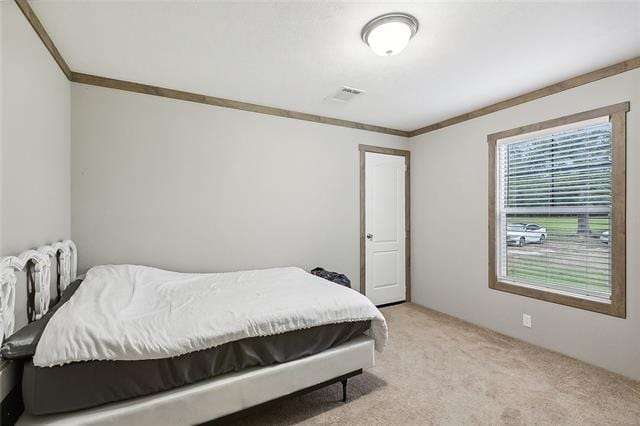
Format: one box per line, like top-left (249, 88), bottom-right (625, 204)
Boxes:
top-left (23, 320), bottom-right (371, 415)
top-left (35, 265), bottom-right (387, 367)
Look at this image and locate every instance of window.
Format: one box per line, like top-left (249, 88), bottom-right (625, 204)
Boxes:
top-left (488, 103), bottom-right (628, 317)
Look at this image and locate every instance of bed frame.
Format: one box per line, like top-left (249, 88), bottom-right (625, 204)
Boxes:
top-left (0, 241), bottom-right (376, 425)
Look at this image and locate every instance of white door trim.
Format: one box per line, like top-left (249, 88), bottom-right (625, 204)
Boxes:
top-left (359, 144), bottom-right (411, 304)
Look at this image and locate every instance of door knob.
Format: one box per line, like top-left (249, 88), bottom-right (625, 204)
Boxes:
top-left (366, 233), bottom-right (373, 240)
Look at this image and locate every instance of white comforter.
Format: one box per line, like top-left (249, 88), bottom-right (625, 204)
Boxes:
top-left (34, 265), bottom-right (387, 367)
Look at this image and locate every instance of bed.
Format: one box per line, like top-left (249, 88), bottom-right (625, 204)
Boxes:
top-left (0, 241), bottom-right (387, 425)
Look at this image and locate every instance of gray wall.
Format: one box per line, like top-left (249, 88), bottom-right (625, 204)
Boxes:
top-left (410, 69), bottom-right (640, 380)
top-left (1, 1), bottom-right (71, 328)
top-left (71, 84), bottom-right (408, 292)
top-left (0, 0), bottom-right (637, 389)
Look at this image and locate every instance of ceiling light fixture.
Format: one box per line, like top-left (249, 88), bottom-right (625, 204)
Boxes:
top-left (361, 13), bottom-right (419, 57)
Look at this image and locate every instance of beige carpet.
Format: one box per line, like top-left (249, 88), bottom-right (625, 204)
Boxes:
top-left (234, 303), bottom-right (640, 425)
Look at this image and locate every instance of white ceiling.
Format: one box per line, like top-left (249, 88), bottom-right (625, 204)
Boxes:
top-left (31, 1), bottom-right (640, 131)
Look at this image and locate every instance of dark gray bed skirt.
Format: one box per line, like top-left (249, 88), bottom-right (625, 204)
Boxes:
top-left (23, 321), bottom-right (371, 415)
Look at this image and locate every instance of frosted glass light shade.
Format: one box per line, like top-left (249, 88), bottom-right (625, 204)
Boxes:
top-left (366, 21), bottom-right (412, 56)
top-left (361, 13), bottom-right (419, 57)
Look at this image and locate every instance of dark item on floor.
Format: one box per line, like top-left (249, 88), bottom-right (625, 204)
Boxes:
top-left (310, 268), bottom-right (351, 288)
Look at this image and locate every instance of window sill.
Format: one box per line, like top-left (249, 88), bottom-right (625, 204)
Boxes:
top-left (490, 278), bottom-right (625, 318)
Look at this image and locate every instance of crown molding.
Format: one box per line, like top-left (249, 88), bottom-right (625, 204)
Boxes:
top-left (409, 56), bottom-right (640, 137)
top-left (14, 0), bottom-right (409, 138)
top-left (15, 0), bottom-right (72, 80)
top-left (69, 72), bottom-right (410, 137)
top-left (15, 1), bottom-right (640, 139)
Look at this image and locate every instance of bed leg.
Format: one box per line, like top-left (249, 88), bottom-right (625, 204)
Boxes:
top-left (341, 379), bottom-right (348, 403)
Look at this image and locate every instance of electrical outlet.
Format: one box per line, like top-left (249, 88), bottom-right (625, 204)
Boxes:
top-left (522, 314), bottom-right (532, 328)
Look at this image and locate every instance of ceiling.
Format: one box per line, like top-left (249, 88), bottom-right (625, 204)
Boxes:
top-left (31, 1), bottom-right (640, 132)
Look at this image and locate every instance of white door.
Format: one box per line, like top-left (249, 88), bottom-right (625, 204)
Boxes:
top-left (365, 152), bottom-right (406, 306)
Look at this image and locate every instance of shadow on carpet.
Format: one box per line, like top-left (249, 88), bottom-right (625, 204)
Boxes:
top-left (232, 372), bottom-right (387, 425)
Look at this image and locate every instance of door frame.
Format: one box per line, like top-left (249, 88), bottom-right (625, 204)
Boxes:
top-left (359, 144), bottom-right (411, 303)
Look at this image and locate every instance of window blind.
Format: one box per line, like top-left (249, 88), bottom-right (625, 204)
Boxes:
top-left (496, 121), bottom-right (612, 301)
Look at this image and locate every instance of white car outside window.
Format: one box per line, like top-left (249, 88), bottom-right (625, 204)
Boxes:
top-left (506, 223), bottom-right (547, 247)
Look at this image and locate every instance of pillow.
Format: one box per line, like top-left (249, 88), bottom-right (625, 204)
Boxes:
top-left (0, 279), bottom-right (82, 360)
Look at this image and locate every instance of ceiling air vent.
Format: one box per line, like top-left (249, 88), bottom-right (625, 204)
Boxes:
top-left (326, 86), bottom-right (366, 103)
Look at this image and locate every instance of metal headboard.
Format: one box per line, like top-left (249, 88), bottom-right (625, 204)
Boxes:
top-left (0, 240), bottom-right (77, 345)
